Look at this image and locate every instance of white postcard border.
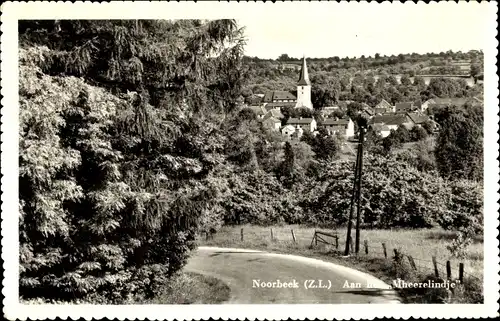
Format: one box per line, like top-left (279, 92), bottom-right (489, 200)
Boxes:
top-left (1, 1), bottom-right (498, 320)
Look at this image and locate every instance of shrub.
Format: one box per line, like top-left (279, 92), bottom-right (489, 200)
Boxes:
top-left (410, 125), bottom-right (428, 141)
top-left (437, 179), bottom-right (483, 233)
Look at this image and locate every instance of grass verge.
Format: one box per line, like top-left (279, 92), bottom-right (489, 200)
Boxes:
top-left (21, 272), bottom-right (231, 305)
top-left (149, 272), bottom-right (231, 304)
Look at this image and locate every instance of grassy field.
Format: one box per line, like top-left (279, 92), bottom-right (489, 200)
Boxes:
top-left (199, 224), bottom-right (483, 303)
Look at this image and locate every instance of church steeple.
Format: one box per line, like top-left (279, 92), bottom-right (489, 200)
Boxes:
top-left (297, 55), bottom-right (311, 86)
top-left (295, 55), bottom-right (313, 109)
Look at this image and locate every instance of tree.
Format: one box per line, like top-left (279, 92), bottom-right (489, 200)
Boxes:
top-left (344, 102), bottom-right (363, 122)
top-left (279, 142), bottom-right (295, 178)
top-left (413, 76), bottom-right (426, 89)
top-left (410, 125), bottom-right (428, 141)
top-left (19, 19), bottom-right (245, 302)
top-left (308, 155), bottom-right (452, 228)
top-left (311, 75), bottom-right (341, 108)
top-left (387, 75), bottom-right (399, 86)
top-left (435, 105), bottom-right (483, 181)
top-left (278, 53), bottom-right (291, 61)
top-left (395, 125), bottom-right (411, 143)
top-left (241, 87), bottom-right (253, 98)
top-left (311, 128), bottom-right (340, 160)
top-left (422, 119), bottom-right (436, 134)
top-left (400, 75), bottom-right (412, 86)
top-left (382, 130), bottom-right (402, 153)
top-left (470, 63), bottom-right (481, 78)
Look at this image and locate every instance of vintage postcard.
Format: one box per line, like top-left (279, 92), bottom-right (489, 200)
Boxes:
top-left (1, 1), bottom-right (499, 320)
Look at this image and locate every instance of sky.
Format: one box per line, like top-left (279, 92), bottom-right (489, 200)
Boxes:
top-left (236, 2), bottom-right (494, 59)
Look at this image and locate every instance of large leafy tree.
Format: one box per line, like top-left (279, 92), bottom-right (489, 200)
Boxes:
top-left (309, 155), bottom-right (453, 228)
top-left (434, 104), bottom-right (483, 181)
top-left (19, 19), bottom-right (245, 302)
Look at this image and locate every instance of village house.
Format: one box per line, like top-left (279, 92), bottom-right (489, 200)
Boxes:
top-left (406, 112), bottom-right (429, 127)
top-left (263, 116), bottom-right (282, 132)
top-left (281, 124), bottom-right (304, 139)
top-left (320, 106), bottom-right (341, 118)
top-left (262, 91), bottom-right (297, 104)
top-left (278, 62), bottom-right (302, 71)
top-left (413, 100), bottom-right (423, 111)
top-left (245, 94), bottom-right (264, 106)
top-left (263, 108), bottom-right (284, 120)
top-left (361, 104), bottom-right (375, 119)
top-left (318, 117), bottom-right (355, 138)
top-left (420, 97), bottom-right (482, 113)
top-left (370, 123), bottom-right (391, 138)
top-left (248, 105), bottom-right (267, 120)
top-left (395, 101), bottom-right (416, 113)
top-left (264, 101), bottom-right (296, 110)
top-left (370, 113), bottom-right (414, 131)
top-left (374, 99), bottom-right (393, 114)
top-left (286, 117), bottom-right (317, 133)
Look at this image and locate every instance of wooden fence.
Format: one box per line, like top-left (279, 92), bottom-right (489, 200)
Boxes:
top-left (307, 231), bottom-right (477, 284)
top-left (205, 227), bottom-right (480, 284)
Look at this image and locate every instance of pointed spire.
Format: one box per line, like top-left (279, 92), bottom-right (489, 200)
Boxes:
top-left (298, 55), bottom-right (311, 86)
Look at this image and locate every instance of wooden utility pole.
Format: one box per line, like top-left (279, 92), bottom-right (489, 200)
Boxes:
top-left (355, 127), bottom-right (365, 254)
top-left (345, 140), bottom-right (361, 256)
top-left (345, 118), bottom-right (367, 256)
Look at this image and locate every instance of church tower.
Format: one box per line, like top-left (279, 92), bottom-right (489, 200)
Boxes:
top-left (295, 55), bottom-right (313, 109)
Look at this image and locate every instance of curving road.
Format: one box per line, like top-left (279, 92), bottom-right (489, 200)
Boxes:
top-left (184, 247), bottom-right (401, 304)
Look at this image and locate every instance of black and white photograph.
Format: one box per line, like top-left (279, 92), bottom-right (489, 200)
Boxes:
top-left (1, 1), bottom-right (499, 320)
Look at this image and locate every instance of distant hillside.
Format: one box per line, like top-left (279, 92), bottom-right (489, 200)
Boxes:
top-left (241, 50), bottom-right (484, 106)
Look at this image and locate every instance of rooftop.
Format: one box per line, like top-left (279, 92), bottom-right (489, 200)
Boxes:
top-left (265, 101), bottom-right (296, 109)
top-left (427, 97), bottom-right (480, 106)
top-left (263, 109), bottom-right (284, 120)
top-left (371, 114), bottom-right (410, 126)
top-left (297, 56), bottom-right (311, 86)
top-left (407, 112), bottom-right (429, 124)
top-left (248, 105), bottom-right (266, 115)
top-left (395, 102), bottom-right (414, 110)
top-left (320, 118), bottom-right (351, 126)
top-left (376, 99), bottom-right (392, 110)
top-left (262, 91), bottom-right (297, 103)
top-left (287, 117), bottom-right (315, 125)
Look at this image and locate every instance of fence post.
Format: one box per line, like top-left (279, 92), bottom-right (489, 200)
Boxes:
top-left (382, 242), bottom-right (387, 259)
top-left (335, 235), bottom-right (339, 250)
top-left (393, 249), bottom-right (400, 262)
top-left (407, 255), bottom-right (418, 270)
top-left (291, 229), bottom-right (296, 243)
top-left (310, 232), bottom-right (316, 248)
top-left (458, 263), bottom-right (464, 283)
top-left (270, 228), bottom-right (274, 241)
top-left (364, 240), bottom-right (368, 255)
top-left (205, 231), bottom-right (209, 241)
top-left (315, 231), bottom-right (318, 246)
top-left (240, 228), bottom-right (244, 242)
top-left (432, 256), bottom-right (439, 277)
top-left (446, 261), bottom-right (452, 279)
